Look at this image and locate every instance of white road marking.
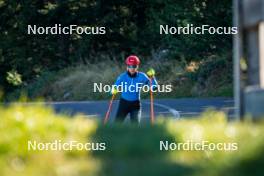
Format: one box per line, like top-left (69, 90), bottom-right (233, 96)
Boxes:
top-left (78, 114), bottom-right (99, 118)
top-left (144, 102), bottom-right (180, 119)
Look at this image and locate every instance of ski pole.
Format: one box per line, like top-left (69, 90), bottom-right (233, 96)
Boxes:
top-left (103, 94), bottom-right (115, 125)
top-left (149, 77), bottom-right (155, 124)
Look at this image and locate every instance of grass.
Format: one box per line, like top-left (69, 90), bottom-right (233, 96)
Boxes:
top-left (0, 103), bottom-right (264, 176)
top-left (6, 57), bottom-right (233, 101)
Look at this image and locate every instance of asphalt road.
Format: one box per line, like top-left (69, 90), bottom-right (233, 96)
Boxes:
top-left (44, 98), bottom-right (234, 123)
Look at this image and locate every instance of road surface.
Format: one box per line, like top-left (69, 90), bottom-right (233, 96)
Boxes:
top-left (43, 98), bottom-right (234, 123)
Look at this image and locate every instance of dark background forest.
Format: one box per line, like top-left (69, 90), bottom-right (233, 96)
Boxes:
top-left (0, 0), bottom-right (232, 100)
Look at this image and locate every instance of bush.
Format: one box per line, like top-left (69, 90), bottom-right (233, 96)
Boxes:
top-left (1, 103), bottom-right (264, 176)
top-left (6, 57), bottom-right (233, 101)
top-left (0, 103), bottom-right (99, 176)
top-left (187, 54), bottom-right (233, 97)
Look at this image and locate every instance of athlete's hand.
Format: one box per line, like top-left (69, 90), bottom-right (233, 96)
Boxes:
top-left (147, 68), bottom-right (155, 77)
top-left (111, 87), bottom-right (118, 95)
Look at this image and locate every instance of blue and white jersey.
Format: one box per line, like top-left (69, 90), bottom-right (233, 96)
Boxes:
top-left (114, 71), bottom-right (158, 101)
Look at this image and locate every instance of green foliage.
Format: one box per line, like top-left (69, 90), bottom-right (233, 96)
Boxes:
top-left (6, 70), bottom-right (23, 86)
top-left (0, 89), bottom-right (3, 102)
top-left (0, 0), bottom-right (232, 96)
top-left (6, 57), bottom-right (233, 101)
top-left (6, 60), bottom-right (124, 101)
top-left (95, 111), bottom-right (264, 176)
top-left (1, 104), bottom-right (264, 176)
top-left (186, 53), bottom-right (233, 97)
top-left (0, 103), bottom-right (99, 176)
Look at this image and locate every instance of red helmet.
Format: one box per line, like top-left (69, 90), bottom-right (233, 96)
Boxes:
top-left (125, 55), bottom-right (140, 66)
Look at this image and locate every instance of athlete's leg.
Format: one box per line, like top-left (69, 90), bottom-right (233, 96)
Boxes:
top-left (130, 100), bottom-right (141, 124)
top-left (115, 99), bottom-right (129, 122)
top-left (130, 108), bottom-right (141, 123)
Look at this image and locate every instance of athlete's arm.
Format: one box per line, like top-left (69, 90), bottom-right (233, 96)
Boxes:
top-left (142, 73), bottom-right (158, 90)
top-left (111, 73), bottom-right (124, 95)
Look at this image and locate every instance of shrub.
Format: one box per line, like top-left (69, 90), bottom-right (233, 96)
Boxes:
top-left (1, 103), bottom-right (264, 176)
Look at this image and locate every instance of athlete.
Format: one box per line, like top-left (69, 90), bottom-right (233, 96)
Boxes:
top-left (111, 55), bottom-right (158, 123)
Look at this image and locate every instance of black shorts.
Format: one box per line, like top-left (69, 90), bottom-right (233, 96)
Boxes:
top-left (115, 98), bottom-right (141, 123)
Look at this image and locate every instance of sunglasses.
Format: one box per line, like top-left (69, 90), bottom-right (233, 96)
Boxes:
top-left (127, 65), bottom-right (138, 69)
